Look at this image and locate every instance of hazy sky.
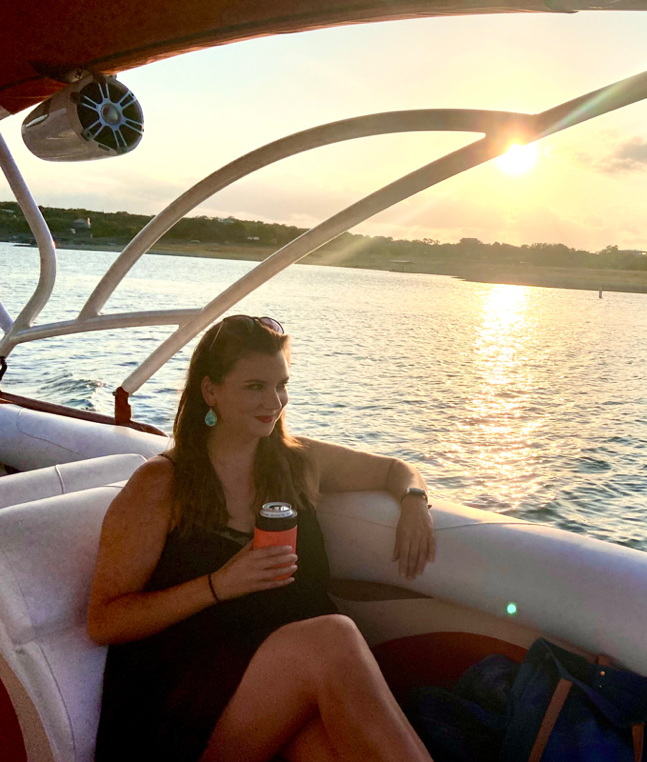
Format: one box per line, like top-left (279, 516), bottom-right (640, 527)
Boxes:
top-left (2, 12), bottom-right (647, 251)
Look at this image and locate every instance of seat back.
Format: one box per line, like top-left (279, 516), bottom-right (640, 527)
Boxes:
top-left (0, 486), bottom-right (119, 762)
top-left (0, 453), bottom-right (146, 510)
top-left (0, 404), bottom-right (167, 472)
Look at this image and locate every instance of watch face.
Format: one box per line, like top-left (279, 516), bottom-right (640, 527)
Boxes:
top-left (403, 487), bottom-right (427, 500)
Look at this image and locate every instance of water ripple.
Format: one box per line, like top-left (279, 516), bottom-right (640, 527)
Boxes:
top-left (2, 244), bottom-right (646, 551)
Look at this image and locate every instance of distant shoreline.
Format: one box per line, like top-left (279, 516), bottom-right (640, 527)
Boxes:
top-left (16, 239), bottom-right (647, 295)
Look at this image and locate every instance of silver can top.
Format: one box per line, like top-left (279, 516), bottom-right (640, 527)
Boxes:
top-left (260, 502), bottom-right (296, 519)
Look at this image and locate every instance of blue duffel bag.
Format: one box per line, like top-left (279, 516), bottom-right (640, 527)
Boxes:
top-left (501, 638), bottom-right (647, 762)
top-left (404, 638), bottom-right (647, 761)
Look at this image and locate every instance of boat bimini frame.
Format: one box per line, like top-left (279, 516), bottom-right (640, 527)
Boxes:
top-left (2, 69), bottom-right (647, 425)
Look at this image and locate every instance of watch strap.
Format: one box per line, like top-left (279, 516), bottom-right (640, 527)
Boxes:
top-left (400, 486), bottom-right (428, 503)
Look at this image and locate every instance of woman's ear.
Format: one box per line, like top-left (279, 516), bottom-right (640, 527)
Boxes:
top-left (201, 376), bottom-right (219, 407)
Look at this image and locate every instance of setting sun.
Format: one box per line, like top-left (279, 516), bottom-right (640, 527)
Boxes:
top-left (496, 143), bottom-right (538, 174)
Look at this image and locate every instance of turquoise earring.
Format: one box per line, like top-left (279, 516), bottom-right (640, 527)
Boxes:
top-left (205, 408), bottom-right (217, 427)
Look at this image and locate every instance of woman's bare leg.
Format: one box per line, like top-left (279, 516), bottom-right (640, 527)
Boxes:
top-left (200, 614), bottom-right (432, 762)
top-left (280, 714), bottom-right (340, 762)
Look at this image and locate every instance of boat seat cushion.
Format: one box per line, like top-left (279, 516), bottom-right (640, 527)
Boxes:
top-left (0, 404), bottom-right (167, 472)
top-left (0, 453), bottom-right (146, 510)
top-left (0, 486), bottom-right (119, 762)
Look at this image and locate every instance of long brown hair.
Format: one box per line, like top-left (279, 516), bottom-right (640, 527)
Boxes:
top-left (171, 318), bottom-right (315, 535)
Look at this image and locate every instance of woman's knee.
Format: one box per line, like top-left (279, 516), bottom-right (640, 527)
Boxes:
top-left (252, 617), bottom-right (378, 704)
top-left (286, 615), bottom-right (369, 676)
top-left (286, 615), bottom-right (362, 649)
top-left (263, 615), bottom-right (363, 664)
top-left (314, 614), bottom-right (363, 647)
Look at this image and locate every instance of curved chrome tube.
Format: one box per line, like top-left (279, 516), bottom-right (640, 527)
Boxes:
top-left (121, 133), bottom-right (502, 394)
top-left (2, 68), bottom-right (647, 404)
top-left (79, 109), bottom-right (533, 321)
top-left (0, 133), bottom-right (56, 355)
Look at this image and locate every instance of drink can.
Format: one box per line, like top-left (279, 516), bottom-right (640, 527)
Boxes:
top-left (254, 502), bottom-right (298, 579)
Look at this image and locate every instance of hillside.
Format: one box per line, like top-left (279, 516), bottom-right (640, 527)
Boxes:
top-left (2, 201), bottom-right (646, 293)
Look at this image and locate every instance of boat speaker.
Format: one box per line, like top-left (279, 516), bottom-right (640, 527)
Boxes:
top-left (22, 75), bottom-right (144, 161)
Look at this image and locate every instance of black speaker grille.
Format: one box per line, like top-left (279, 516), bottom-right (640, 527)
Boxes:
top-left (77, 79), bottom-right (144, 153)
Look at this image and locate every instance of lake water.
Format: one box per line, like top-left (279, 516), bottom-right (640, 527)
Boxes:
top-left (2, 243), bottom-right (646, 551)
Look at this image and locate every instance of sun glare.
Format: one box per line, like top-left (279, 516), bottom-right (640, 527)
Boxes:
top-left (496, 143), bottom-right (538, 175)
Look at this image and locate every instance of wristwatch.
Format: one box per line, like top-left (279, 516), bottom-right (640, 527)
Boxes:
top-left (400, 487), bottom-right (428, 503)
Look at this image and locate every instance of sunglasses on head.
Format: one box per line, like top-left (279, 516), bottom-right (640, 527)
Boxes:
top-left (208, 315), bottom-right (284, 353)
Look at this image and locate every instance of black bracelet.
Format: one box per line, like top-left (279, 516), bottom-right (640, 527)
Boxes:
top-left (207, 573), bottom-right (220, 604)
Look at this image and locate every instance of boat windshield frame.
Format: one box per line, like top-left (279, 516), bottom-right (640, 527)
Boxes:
top-left (2, 70), bottom-right (647, 423)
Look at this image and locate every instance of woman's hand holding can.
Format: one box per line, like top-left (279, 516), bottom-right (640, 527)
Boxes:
top-left (209, 543), bottom-right (298, 601)
top-left (253, 502), bottom-right (298, 579)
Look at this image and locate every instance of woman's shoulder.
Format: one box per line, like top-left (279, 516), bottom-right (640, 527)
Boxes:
top-left (130, 452), bottom-right (176, 485)
top-left (292, 436), bottom-right (322, 468)
top-left (294, 436), bottom-right (359, 460)
top-left (294, 435), bottom-right (330, 453)
top-left (109, 453), bottom-right (176, 524)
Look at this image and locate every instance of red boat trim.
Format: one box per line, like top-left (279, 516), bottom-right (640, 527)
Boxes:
top-left (114, 386), bottom-right (133, 426)
top-left (0, 390), bottom-right (168, 437)
top-left (372, 631), bottom-right (528, 701)
top-left (0, 676), bottom-right (27, 762)
top-left (6, 0), bottom-right (647, 115)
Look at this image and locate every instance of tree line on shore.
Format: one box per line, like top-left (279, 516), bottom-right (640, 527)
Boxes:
top-left (1, 201), bottom-right (645, 272)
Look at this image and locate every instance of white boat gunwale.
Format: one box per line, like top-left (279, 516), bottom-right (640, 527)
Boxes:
top-left (1, 445), bottom-right (646, 762)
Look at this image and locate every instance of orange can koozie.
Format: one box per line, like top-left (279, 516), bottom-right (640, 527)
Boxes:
top-left (253, 502), bottom-right (298, 580)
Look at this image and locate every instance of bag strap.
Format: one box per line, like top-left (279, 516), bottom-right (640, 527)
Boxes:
top-left (528, 677), bottom-right (573, 762)
top-left (529, 655), bottom-right (645, 762)
top-left (633, 724), bottom-right (644, 762)
top-left (600, 656), bottom-right (644, 762)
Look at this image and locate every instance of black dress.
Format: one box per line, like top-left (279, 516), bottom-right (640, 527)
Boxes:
top-left (95, 506), bottom-right (337, 762)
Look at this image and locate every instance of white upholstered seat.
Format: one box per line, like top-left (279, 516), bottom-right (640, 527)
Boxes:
top-left (0, 404), bottom-right (167, 472)
top-left (0, 486), bottom-right (119, 762)
top-left (0, 453), bottom-right (146, 510)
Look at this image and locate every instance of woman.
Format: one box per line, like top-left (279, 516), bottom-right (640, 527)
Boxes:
top-left (88, 315), bottom-right (436, 762)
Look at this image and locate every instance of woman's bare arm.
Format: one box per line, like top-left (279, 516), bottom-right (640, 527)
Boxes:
top-left (299, 437), bottom-right (435, 578)
top-left (88, 456), bottom-right (299, 646)
top-left (298, 437), bottom-right (427, 497)
top-left (87, 457), bottom-right (216, 645)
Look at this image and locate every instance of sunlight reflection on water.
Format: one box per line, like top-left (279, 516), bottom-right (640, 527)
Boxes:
top-left (3, 244), bottom-right (646, 551)
top-left (466, 284), bottom-right (544, 511)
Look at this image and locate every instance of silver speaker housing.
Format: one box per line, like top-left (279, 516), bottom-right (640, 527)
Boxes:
top-left (22, 75), bottom-right (144, 162)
